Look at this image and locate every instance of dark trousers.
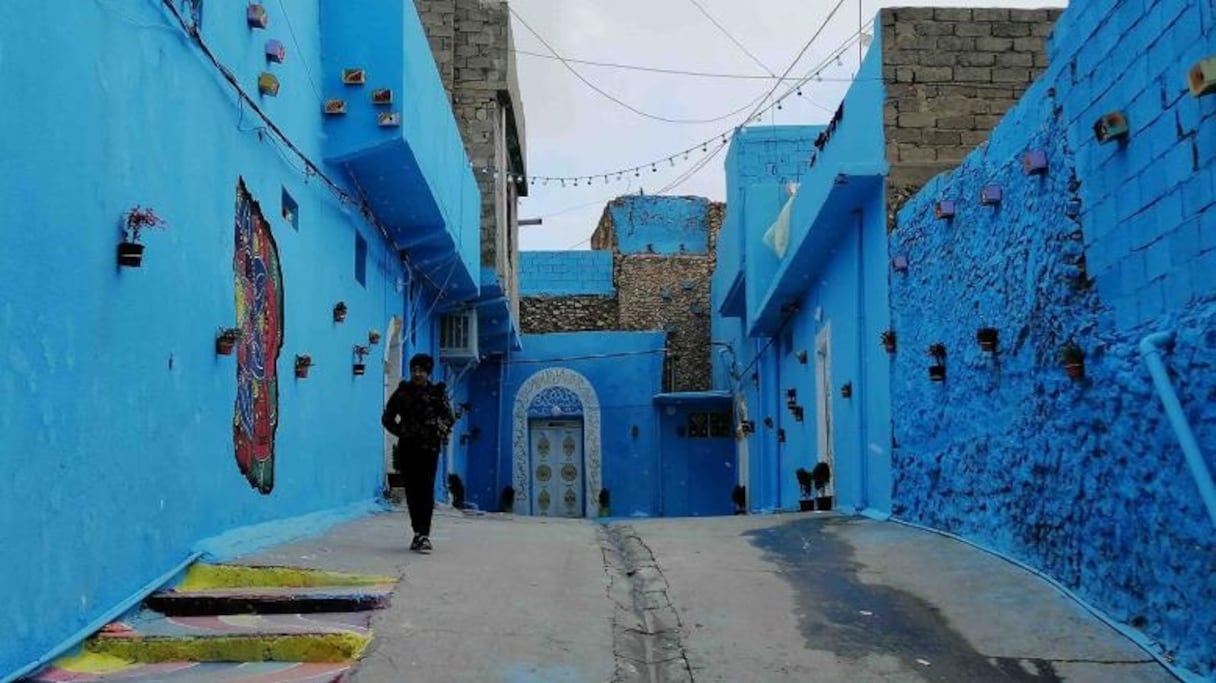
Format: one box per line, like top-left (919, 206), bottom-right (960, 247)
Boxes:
top-left (401, 445), bottom-right (440, 536)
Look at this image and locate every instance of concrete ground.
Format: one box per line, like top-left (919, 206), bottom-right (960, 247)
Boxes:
top-left (236, 508), bottom-right (1174, 683)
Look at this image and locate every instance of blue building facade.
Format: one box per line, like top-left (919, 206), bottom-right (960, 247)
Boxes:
top-left (0, 1), bottom-right (480, 678)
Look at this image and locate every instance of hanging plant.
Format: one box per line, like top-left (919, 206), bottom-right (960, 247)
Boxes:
top-left (215, 327), bottom-right (242, 356)
top-left (295, 354), bottom-right (314, 379)
top-left (118, 206), bottom-right (168, 268)
top-left (1061, 340), bottom-right (1085, 380)
top-left (352, 345), bottom-right (370, 376)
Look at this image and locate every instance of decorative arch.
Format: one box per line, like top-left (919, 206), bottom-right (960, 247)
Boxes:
top-left (527, 385), bottom-right (584, 418)
top-left (512, 367), bottom-right (601, 515)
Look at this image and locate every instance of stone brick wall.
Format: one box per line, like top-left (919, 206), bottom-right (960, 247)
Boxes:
top-left (519, 296), bottom-right (620, 334)
top-left (417, 0), bottom-right (524, 292)
top-left (881, 7), bottom-right (1063, 227)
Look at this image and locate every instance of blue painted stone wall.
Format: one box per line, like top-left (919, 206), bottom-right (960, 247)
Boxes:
top-left (496, 332), bottom-right (666, 516)
top-left (519, 251), bottom-right (615, 296)
top-left (0, 2), bottom-right (468, 677)
top-left (608, 196), bottom-right (711, 255)
top-left (890, 3), bottom-right (1215, 675)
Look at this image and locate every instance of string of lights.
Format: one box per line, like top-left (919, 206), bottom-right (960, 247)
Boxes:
top-left (488, 18), bottom-right (872, 190)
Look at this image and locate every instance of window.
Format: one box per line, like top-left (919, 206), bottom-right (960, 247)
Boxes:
top-left (281, 187), bottom-right (298, 230)
top-left (354, 232), bottom-right (367, 287)
top-left (686, 411), bottom-right (733, 438)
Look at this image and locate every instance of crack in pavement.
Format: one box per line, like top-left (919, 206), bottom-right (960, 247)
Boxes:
top-left (600, 524), bottom-right (695, 683)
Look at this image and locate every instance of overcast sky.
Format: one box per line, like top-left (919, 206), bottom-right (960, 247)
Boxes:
top-left (509, 0), bottom-right (1068, 251)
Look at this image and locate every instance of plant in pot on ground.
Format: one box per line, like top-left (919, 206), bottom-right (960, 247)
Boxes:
top-left (813, 462), bottom-right (833, 511)
top-left (501, 486), bottom-right (515, 512)
top-left (447, 473), bottom-right (466, 510)
top-left (118, 206), bottom-right (168, 267)
top-left (215, 328), bottom-right (242, 356)
top-left (598, 488), bottom-right (610, 517)
top-left (796, 467), bottom-right (815, 511)
top-left (732, 484), bottom-right (747, 515)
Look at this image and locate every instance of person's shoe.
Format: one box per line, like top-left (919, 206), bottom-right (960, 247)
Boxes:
top-left (417, 535), bottom-right (433, 553)
top-left (409, 534), bottom-right (424, 552)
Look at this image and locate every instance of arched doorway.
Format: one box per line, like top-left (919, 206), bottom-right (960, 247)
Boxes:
top-left (512, 368), bottom-right (601, 516)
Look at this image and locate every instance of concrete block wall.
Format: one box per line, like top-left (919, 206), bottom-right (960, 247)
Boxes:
top-left (519, 251), bottom-right (615, 297)
top-left (881, 7), bottom-right (1063, 226)
top-left (888, 2), bottom-right (1216, 676)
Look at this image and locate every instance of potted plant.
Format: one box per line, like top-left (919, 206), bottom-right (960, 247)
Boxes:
top-left (368, 329), bottom-right (381, 345)
top-left (977, 327), bottom-right (999, 353)
top-left (295, 354), bottom-right (313, 379)
top-left (598, 488), bottom-right (610, 517)
top-left (928, 343), bottom-right (947, 382)
top-left (352, 345), bottom-right (369, 376)
top-left (796, 468), bottom-right (815, 511)
top-left (447, 473), bottom-right (466, 510)
top-left (1061, 340), bottom-right (1085, 380)
top-left (118, 206), bottom-right (168, 268)
top-left (731, 484), bottom-right (747, 515)
top-left (501, 486), bottom-right (516, 512)
top-left (812, 462), bottom-right (833, 511)
top-left (215, 327), bottom-right (242, 356)
top-left (881, 329), bottom-right (897, 354)
top-left (333, 302), bottom-right (347, 323)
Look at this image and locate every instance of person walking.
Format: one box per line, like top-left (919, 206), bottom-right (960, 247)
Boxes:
top-left (381, 353), bottom-right (455, 553)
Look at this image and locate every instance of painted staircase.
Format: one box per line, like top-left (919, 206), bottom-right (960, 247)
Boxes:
top-left (23, 564), bottom-right (395, 682)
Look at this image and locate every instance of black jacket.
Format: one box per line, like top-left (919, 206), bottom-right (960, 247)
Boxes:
top-left (381, 380), bottom-right (455, 453)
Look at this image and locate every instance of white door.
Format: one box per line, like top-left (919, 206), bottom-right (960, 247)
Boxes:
top-left (815, 324), bottom-right (836, 493)
top-left (383, 316), bottom-right (403, 481)
top-left (529, 420), bottom-right (584, 517)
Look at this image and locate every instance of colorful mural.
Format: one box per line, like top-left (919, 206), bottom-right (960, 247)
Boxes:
top-left (233, 179), bottom-right (284, 494)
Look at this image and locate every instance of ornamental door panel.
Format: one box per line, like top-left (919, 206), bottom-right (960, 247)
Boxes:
top-left (529, 420), bottom-right (584, 518)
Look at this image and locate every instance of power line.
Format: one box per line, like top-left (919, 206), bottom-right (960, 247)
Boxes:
top-left (685, 0), bottom-right (777, 77)
top-left (513, 49), bottom-right (869, 83)
top-left (509, 6), bottom-right (772, 125)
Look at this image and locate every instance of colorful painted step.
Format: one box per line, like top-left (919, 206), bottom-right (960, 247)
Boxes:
top-left (25, 652), bottom-right (350, 682)
top-left (146, 564), bottom-right (396, 616)
top-left (85, 611), bottom-right (373, 663)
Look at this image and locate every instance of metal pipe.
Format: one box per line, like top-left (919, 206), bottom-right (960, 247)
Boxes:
top-left (1139, 331), bottom-right (1216, 527)
top-left (855, 208), bottom-right (869, 510)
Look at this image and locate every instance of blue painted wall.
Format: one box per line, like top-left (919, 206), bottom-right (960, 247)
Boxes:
top-left (0, 2), bottom-right (471, 677)
top-left (609, 196), bottom-right (711, 255)
top-left (496, 332), bottom-right (666, 516)
top-left (519, 251), bottom-right (615, 296)
top-left (889, 2), bottom-right (1215, 676)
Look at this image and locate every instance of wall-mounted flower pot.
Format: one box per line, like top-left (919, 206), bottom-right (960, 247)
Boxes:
top-left (216, 329), bottom-right (241, 356)
top-left (265, 39), bottom-right (286, 63)
top-left (929, 365), bottom-right (947, 382)
top-left (777, 428), bottom-right (786, 443)
top-left (246, 4), bottom-right (269, 28)
top-left (934, 200), bottom-right (956, 220)
top-left (763, 417), bottom-right (774, 428)
top-left (1065, 198), bottom-right (1082, 218)
top-left (371, 88), bottom-right (393, 105)
top-left (791, 406), bottom-right (805, 422)
top-left (892, 255), bottom-right (909, 273)
top-left (1061, 341), bottom-right (1085, 381)
top-left (353, 363), bottom-right (366, 376)
top-left (324, 99), bottom-right (347, 116)
top-left (796, 349), bottom-right (808, 364)
top-left (1023, 150), bottom-right (1048, 175)
top-left (881, 330), bottom-right (897, 354)
top-left (1093, 111), bottom-right (1130, 143)
top-left (117, 242), bottom-right (145, 268)
top-left (377, 112), bottom-right (401, 128)
top-left (295, 356), bottom-right (313, 379)
top-left (741, 420), bottom-right (755, 434)
top-left (981, 185), bottom-right (1003, 205)
top-left (1187, 56), bottom-right (1216, 97)
top-left (1065, 362), bottom-right (1085, 380)
top-left (257, 73), bottom-right (280, 97)
top-left (840, 383), bottom-right (852, 399)
top-left (977, 327), bottom-right (999, 353)
top-left (342, 68), bottom-right (366, 85)
top-left (333, 302), bottom-right (347, 323)
top-left (369, 330), bottom-right (381, 345)
top-left (352, 345), bottom-right (369, 376)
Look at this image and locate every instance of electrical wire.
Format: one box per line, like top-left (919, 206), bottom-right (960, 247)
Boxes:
top-left (277, 0), bottom-right (321, 102)
top-left (685, 0), bottom-right (776, 77)
top-left (509, 5), bottom-right (773, 125)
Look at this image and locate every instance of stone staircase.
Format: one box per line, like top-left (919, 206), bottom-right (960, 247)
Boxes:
top-left (24, 564), bottom-right (395, 682)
